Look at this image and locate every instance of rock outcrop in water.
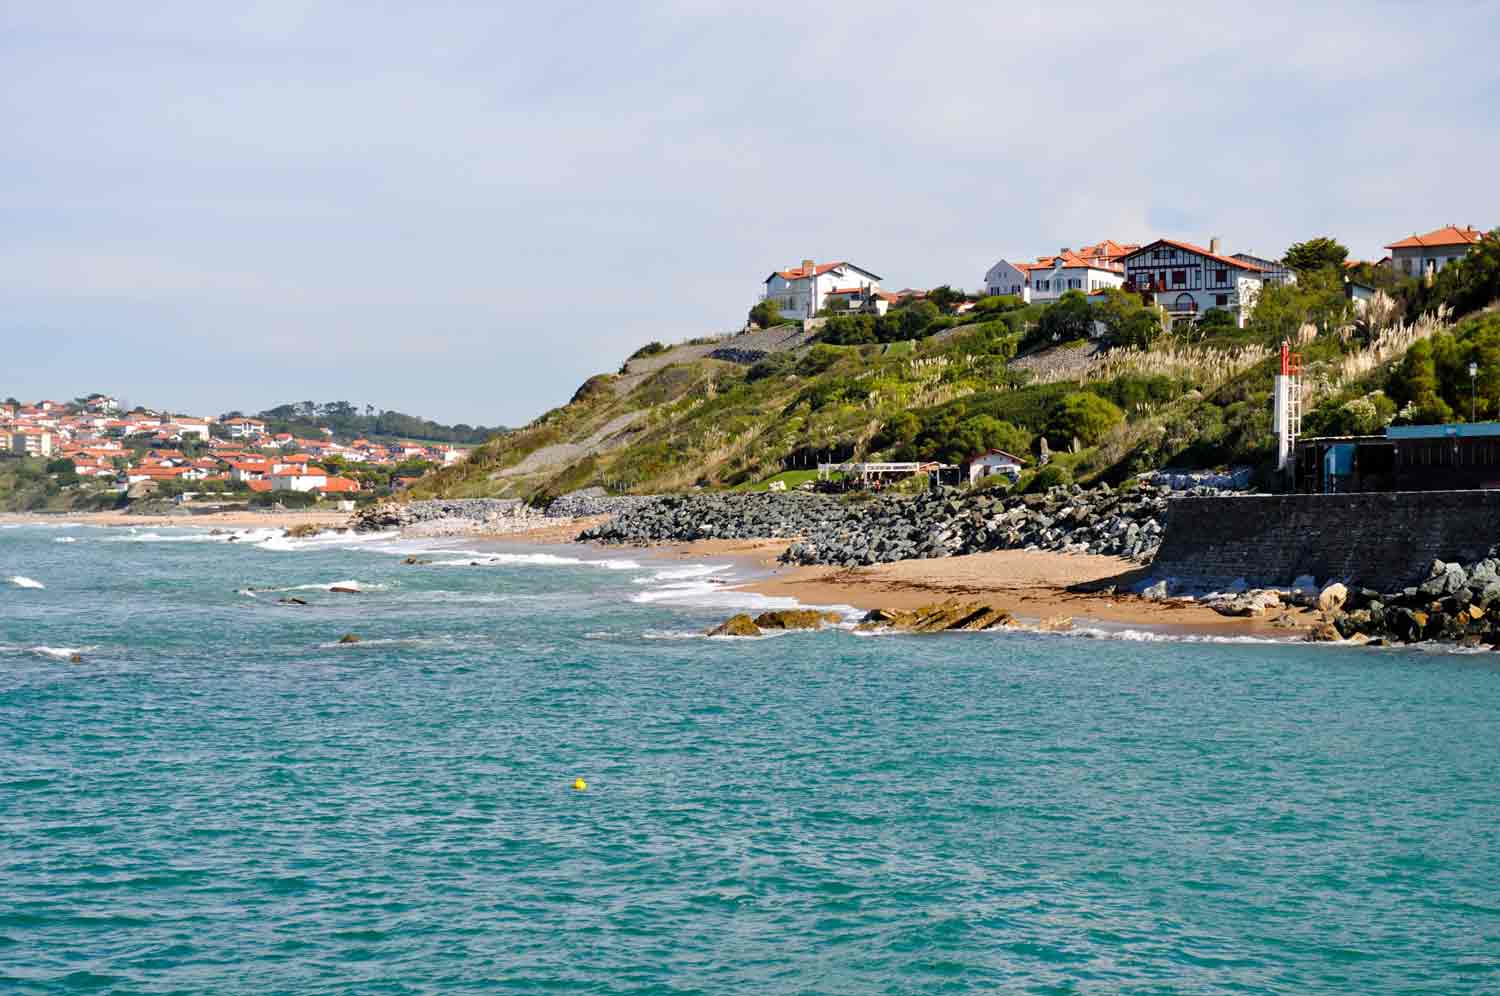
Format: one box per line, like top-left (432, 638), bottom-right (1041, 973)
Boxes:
top-left (580, 484), bottom-right (1214, 567)
top-left (706, 602), bottom-right (1014, 636)
top-left (854, 602), bottom-right (1017, 633)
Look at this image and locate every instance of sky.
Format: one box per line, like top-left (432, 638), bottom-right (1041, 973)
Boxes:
top-left (3, 1), bottom-right (1498, 426)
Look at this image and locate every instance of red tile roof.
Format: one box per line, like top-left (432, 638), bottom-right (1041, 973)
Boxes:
top-left (1384, 225), bottom-right (1484, 250)
top-left (773, 260), bottom-right (847, 280)
top-left (1124, 239), bottom-right (1267, 272)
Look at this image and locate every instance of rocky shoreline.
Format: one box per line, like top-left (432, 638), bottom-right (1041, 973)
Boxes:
top-left (578, 483), bottom-right (1200, 566)
top-left (1297, 557), bottom-right (1500, 646)
top-left (350, 498), bottom-right (545, 536)
top-left (342, 488), bottom-right (1500, 649)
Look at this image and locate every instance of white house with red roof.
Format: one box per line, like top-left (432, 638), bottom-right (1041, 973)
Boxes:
top-left (983, 239), bottom-right (1137, 302)
top-left (226, 417), bottom-right (267, 439)
top-left (1026, 248), bottom-right (1128, 307)
top-left (1384, 225), bottom-right (1485, 281)
top-left (762, 259), bottom-right (883, 321)
top-left (1121, 238), bottom-right (1268, 327)
top-left (982, 259), bottom-right (1035, 299)
top-left (269, 466), bottom-right (329, 492)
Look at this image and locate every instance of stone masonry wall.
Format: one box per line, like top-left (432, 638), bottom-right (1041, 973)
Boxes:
top-left (1151, 491), bottom-right (1500, 589)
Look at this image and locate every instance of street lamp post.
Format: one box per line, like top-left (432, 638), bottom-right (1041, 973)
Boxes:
top-left (1470, 362), bottom-right (1479, 422)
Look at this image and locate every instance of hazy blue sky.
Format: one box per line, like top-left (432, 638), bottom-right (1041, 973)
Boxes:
top-left (4, 2), bottom-right (1497, 425)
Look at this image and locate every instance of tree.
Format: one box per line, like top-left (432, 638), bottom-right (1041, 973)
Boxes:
top-left (748, 299), bottom-right (783, 329)
top-left (879, 411), bottom-right (921, 448)
top-left (948, 416), bottom-right (1031, 464)
top-left (1428, 229), bottom-right (1500, 318)
top-left (1092, 288), bottom-right (1162, 347)
top-left (897, 300), bottom-right (941, 338)
top-left (1038, 290), bottom-right (1094, 343)
top-left (926, 285), bottom-right (964, 312)
top-left (1283, 236), bottom-right (1349, 273)
top-left (1195, 308), bottom-right (1238, 338)
top-left (1046, 392), bottom-right (1124, 447)
top-left (973, 294), bottom-right (1024, 316)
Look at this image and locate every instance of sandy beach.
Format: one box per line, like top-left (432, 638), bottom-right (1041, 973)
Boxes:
top-left (5, 506), bottom-right (1315, 638)
top-left (609, 537), bottom-right (1317, 638)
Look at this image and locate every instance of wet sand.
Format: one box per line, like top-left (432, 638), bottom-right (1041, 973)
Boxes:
top-left (632, 539), bottom-right (1315, 638)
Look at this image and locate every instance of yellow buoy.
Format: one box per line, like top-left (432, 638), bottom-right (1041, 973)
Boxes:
top-left (573, 777), bottom-right (588, 791)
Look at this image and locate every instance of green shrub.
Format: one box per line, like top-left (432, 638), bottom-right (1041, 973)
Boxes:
top-left (628, 341), bottom-right (668, 361)
top-left (1046, 393), bottom-right (1125, 447)
top-left (748, 300), bottom-right (784, 329)
top-left (1026, 464), bottom-right (1073, 492)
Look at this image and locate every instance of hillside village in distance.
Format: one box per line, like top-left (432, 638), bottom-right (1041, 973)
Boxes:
top-left (0, 393), bottom-right (473, 512)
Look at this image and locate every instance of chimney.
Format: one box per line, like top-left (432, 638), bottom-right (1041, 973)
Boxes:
top-left (801, 258), bottom-right (814, 274)
top-left (1209, 237), bottom-right (1222, 255)
top-left (1060, 247), bottom-right (1072, 255)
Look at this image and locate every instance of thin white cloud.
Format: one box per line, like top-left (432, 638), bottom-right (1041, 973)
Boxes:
top-left (1, 1), bottom-right (1496, 422)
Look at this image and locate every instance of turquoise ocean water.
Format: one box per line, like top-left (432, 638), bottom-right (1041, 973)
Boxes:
top-left (2, 520), bottom-right (1499, 994)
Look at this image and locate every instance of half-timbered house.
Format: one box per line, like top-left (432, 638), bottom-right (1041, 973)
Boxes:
top-left (1121, 238), bottom-right (1267, 327)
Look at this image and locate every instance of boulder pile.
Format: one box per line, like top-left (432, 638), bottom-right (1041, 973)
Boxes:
top-left (351, 498), bottom-right (540, 535)
top-left (579, 492), bottom-right (837, 546)
top-left (544, 488), bottom-right (659, 519)
top-left (1312, 556), bottom-right (1500, 646)
top-left (581, 484), bottom-right (1214, 567)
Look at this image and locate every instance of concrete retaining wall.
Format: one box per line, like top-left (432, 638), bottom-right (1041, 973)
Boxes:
top-left (1151, 490), bottom-right (1500, 589)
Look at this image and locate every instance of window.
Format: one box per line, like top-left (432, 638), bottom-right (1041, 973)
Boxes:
top-left (1215, 294), bottom-right (1229, 306)
top-left (1172, 270), bottom-right (1186, 287)
top-left (1214, 268), bottom-right (1228, 284)
top-left (1402, 258), bottom-right (1413, 275)
top-left (1069, 278), bottom-right (1081, 289)
top-left (1154, 249), bottom-right (1171, 260)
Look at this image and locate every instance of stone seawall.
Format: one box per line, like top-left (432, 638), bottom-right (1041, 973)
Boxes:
top-left (1151, 491), bottom-right (1500, 589)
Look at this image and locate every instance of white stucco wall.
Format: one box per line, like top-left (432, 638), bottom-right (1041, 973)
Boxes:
top-left (1389, 244), bottom-right (1472, 279)
top-left (983, 260), bottom-right (1029, 299)
top-left (765, 264), bottom-right (882, 319)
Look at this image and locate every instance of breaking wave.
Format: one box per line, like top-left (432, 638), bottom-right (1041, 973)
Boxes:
top-left (8, 575), bottom-right (45, 589)
top-left (419, 552), bottom-right (644, 570)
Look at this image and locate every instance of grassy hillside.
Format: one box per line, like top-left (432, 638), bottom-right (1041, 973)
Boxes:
top-left (415, 299), bottom-right (1492, 503)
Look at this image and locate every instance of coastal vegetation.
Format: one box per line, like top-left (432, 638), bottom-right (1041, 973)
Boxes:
top-left (414, 228), bottom-right (1499, 504)
top-left (242, 400), bottom-right (506, 446)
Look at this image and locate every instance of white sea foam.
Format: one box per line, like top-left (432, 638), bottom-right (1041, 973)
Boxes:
top-left (30, 645), bottom-right (96, 660)
top-left (247, 579), bottom-right (389, 594)
top-left (629, 578), bottom-right (860, 621)
top-left (420, 551), bottom-right (644, 571)
top-left (258, 531), bottom-right (395, 553)
top-left (633, 563), bottom-right (731, 584)
top-left (642, 629), bottom-right (711, 640)
top-left (107, 527), bottom-right (282, 545)
top-left (315, 635), bottom-right (462, 650)
top-left (1067, 625), bottom-right (1300, 646)
top-left (53, 536), bottom-right (77, 544)
top-left (8, 575), bottom-right (45, 589)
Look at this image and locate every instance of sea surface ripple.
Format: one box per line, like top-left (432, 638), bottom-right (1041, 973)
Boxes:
top-left (2, 522), bottom-right (1498, 994)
